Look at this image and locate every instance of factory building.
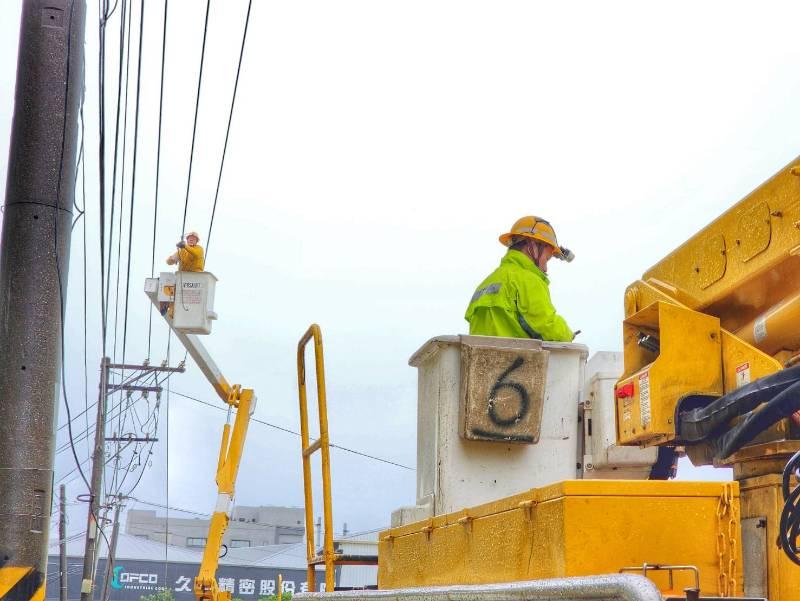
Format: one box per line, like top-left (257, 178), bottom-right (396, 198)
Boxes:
top-left (125, 506), bottom-right (305, 549)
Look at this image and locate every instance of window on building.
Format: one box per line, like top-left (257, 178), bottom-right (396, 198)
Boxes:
top-left (187, 537), bottom-right (207, 547)
top-left (230, 539), bottom-right (251, 548)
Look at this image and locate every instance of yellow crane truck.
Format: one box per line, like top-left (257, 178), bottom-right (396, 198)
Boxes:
top-left (172, 157), bottom-right (800, 601)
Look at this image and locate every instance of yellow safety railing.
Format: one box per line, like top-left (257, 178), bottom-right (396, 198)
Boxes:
top-left (297, 324), bottom-right (335, 592)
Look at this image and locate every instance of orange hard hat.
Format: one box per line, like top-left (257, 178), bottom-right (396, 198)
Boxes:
top-left (499, 216), bottom-right (573, 261)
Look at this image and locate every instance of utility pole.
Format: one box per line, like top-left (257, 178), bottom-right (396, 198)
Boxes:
top-left (100, 497), bottom-right (124, 601)
top-left (0, 2), bottom-right (86, 600)
top-left (79, 360), bottom-right (183, 601)
top-left (60, 485), bottom-right (68, 601)
top-left (79, 357), bottom-right (110, 601)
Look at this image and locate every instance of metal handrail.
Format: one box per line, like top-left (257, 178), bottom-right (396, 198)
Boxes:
top-left (294, 575), bottom-right (662, 601)
top-left (297, 324), bottom-right (335, 593)
top-left (619, 564), bottom-right (700, 594)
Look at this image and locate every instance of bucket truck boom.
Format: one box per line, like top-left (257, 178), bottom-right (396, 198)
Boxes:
top-left (145, 275), bottom-right (255, 601)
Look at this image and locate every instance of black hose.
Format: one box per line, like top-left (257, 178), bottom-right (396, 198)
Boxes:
top-left (678, 364), bottom-right (800, 443)
top-left (712, 380), bottom-right (800, 459)
top-left (780, 450), bottom-right (800, 566)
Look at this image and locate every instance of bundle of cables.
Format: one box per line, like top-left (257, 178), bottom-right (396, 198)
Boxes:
top-left (781, 449), bottom-right (800, 566)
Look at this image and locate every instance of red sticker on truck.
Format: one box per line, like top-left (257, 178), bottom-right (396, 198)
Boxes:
top-left (736, 362), bottom-right (751, 388)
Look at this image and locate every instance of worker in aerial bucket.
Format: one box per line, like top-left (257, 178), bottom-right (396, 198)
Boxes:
top-left (465, 216), bottom-right (575, 341)
top-left (160, 230), bottom-right (205, 315)
top-left (167, 230), bottom-right (205, 272)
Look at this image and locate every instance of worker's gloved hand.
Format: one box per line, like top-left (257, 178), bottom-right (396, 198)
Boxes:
top-left (176, 241), bottom-right (186, 249)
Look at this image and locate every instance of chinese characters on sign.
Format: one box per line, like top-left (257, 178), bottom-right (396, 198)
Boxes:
top-left (46, 558), bottom-right (329, 601)
top-left (183, 576), bottom-right (308, 596)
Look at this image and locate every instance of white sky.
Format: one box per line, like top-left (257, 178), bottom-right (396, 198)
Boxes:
top-left (2, 0), bottom-right (800, 544)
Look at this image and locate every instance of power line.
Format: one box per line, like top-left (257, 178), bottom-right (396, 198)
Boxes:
top-left (170, 390), bottom-right (415, 471)
top-left (55, 0), bottom-right (91, 495)
top-left (55, 365), bottom-right (161, 433)
top-left (98, 0), bottom-right (111, 359)
top-left (205, 0), bottom-right (253, 260)
top-left (128, 498), bottom-right (308, 532)
top-left (111, 0), bottom-right (133, 364)
top-left (181, 0), bottom-right (212, 237)
top-left (147, 0), bottom-right (169, 358)
top-left (120, 0), bottom-right (146, 367)
top-left (104, 0), bottom-right (131, 346)
top-left (79, 103), bottom-right (90, 459)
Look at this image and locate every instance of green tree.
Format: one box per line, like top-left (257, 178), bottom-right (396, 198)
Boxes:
top-left (140, 590), bottom-right (175, 601)
top-left (258, 592), bottom-right (292, 601)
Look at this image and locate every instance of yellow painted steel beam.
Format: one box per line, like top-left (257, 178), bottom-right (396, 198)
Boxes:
top-left (625, 156), bottom-right (800, 339)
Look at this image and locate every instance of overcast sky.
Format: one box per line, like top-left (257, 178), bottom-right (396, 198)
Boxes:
top-left (2, 0), bottom-right (800, 550)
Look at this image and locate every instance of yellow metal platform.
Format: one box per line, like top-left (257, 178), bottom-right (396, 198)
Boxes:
top-left (379, 480), bottom-right (743, 598)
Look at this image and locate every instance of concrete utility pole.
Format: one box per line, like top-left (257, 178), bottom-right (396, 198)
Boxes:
top-left (60, 485), bottom-right (68, 601)
top-left (100, 497), bottom-right (123, 601)
top-left (80, 357), bottom-right (110, 601)
top-left (0, 2), bottom-right (85, 600)
top-left (80, 361), bottom-right (180, 600)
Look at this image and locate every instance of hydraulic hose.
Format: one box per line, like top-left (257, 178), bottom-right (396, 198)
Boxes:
top-left (780, 450), bottom-right (800, 566)
top-left (678, 364), bottom-right (800, 443)
top-left (711, 380), bottom-right (800, 459)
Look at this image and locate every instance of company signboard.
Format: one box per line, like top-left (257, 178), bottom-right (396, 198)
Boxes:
top-left (46, 557), bottom-right (330, 601)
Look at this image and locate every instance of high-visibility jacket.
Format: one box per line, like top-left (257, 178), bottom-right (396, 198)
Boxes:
top-left (465, 249), bottom-right (573, 342)
top-left (171, 244), bottom-right (205, 272)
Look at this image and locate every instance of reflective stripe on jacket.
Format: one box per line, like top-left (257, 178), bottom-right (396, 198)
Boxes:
top-left (464, 249), bottom-right (573, 342)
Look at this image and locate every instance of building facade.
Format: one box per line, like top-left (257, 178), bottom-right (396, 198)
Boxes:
top-left (126, 505), bottom-right (304, 549)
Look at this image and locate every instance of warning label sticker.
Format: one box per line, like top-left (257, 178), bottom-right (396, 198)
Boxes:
top-left (180, 289), bottom-right (202, 305)
top-left (622, 398), bottom-right (632, 422)
top-left (736, 362), bottom-right (751, 388)
top-left (639, 371), bottom-right (651, 427)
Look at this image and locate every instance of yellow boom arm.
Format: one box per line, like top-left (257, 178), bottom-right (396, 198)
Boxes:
top-left (194, 385), bottom-right (255, 601)
top-left (144, 279), bottom-right (256, 601)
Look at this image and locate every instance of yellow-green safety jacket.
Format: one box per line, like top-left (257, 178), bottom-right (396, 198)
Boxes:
top-left (465, 249), bottom-right (573, 342)
top-left (170, 244), bottom-right (205, 272)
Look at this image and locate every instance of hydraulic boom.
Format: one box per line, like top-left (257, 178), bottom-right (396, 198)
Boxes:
top-left (145, 277), bottom-right (256, 601)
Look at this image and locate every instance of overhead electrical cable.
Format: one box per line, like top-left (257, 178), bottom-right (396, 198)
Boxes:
top-left (111, 0), bottom-right (133, 363)
top-left (205, 0), bottom-right (253, 260)
top-left (104, 0), bottom-right (130, 343)
top-left (104, 0), bottom-right (121, 22)
top-left (147, 0), bottom-right (169, 359)
top-left (181, 0), bottom-right (213, 238)
top-left (79, 104), bottom-right (90, 459)
top-left (98, 0), bottom-right (109, 356)
top-left (120, 0), bottom-right (146, 367)
top-left (55, 370), bottom-right (167, 455)
top-left (110, 0), bottom-right (136, 494)
top-left (55, 381), bottom-right (153, 457)
top-left (53, 12), bottom-right (107, 556)
top-left (170, 390), bottom-right (415, 471)
top-left (56, 372), bottom-right (156, 432)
